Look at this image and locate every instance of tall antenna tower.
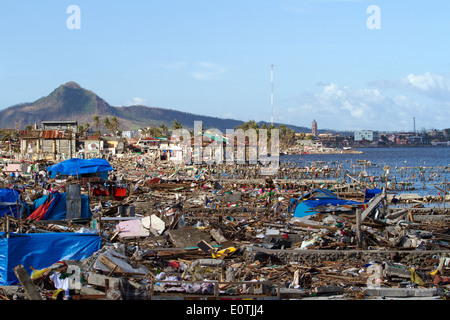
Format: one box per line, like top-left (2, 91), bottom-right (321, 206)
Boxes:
top-left (271, 64), bottom-right (274, 125)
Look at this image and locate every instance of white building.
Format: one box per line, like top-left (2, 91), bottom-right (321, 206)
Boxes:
top-left (354, 130), bottom-right (378, 142)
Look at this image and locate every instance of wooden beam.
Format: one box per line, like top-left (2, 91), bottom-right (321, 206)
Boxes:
top-left (356, 209), bottom-right (362, 249)
top-left (13, 265), bottom-right (42, 300)
top-left (361, 193), bottom-right (384, 222)
top-left (98, 255), bottom-right (126, 274)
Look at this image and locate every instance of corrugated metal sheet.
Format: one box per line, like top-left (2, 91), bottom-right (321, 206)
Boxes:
top-left (20, 129), bottom-right (75, 140)
top-left (41, 130), bottom-right (65, 139)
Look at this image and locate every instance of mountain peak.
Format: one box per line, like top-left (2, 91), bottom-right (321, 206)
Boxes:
top-left (62, 81), bottom-right (82, 89)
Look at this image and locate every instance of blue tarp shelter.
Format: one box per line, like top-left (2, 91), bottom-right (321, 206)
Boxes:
top-left (364, 188), bottom-right (383, 202)
top-left (30, 191), bottom-right (91, 221)
top-left (47, 158), bottom-right (113, 179)
top-left (0, 232), bottom-right (101, 285)
top-left (0, 189), bottom-right (21, 218)
top-left (293, 188), bottom-right (361, 218)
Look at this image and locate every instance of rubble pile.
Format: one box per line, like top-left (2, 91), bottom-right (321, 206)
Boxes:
top-left (1, 155), bottom-right (450, 300)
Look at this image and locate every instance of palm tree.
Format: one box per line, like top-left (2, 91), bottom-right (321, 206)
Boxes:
top-left (278, 125), bottom-right (296, 151)
top-left (110, 116), bottom-right (119, 135)
top-left (171, 119), bottom-right (182, 130)
top-left (103, 117), bottom-right (112, 134)
top-left (149, 126), bottom-right (162, 137)
top-left (78, 123), bottom-right (90, 137)
top-left (236, 120), bottom-right (259, 132)
top-left (139, 127), bottom-right (149, 137)
top-left (93, 115), bottom-right (100, 130)
top-left (247, 120), bottom-right (259, 131)
top-left (159, 122), bottom-right (169, 136)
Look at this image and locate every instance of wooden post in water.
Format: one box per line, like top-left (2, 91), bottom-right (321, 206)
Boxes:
top-left (444, 176), bottom-right (447, 209)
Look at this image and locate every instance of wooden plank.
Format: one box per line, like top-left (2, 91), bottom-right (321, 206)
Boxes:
top-left (13, 265), bottom-right (42, 300)
top-left (361, 193), bottom-right (383, 222)
top-left (356, 209), bottom-right (362, 249)
top-left (197, 240), bottom-right (215, 254)
top-left (98, 255), bottom-right (126, 274)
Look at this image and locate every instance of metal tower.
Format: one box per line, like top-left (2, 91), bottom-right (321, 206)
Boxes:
top-left (271, 64), bottom-right (274, 125)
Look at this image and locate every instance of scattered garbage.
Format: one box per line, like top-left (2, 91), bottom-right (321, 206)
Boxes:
top-left (0, 154), bottom-right (449, 300)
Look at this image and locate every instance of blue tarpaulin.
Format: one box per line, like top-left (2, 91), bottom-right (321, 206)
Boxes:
top-left (293, 198), bottom-right (362, 218)
top-left (0, 189), bottom-right (21, 218)
top-left (364, 188), bottom-right (383, 202)
top-left (47, 158), bottom-right (113, 178)
top-left (293, 188), bottom-right (361, 218)
top-left (0, 232), bottom-right (101, 285)
top-left (31, 192), bottom-right (91, 220)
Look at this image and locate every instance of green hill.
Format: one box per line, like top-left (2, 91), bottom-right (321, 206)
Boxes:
top-left (0, 81), bottom-right (313, 133)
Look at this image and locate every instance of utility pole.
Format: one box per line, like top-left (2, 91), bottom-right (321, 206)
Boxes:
top-left (271, 64), bottom-right (274, 126)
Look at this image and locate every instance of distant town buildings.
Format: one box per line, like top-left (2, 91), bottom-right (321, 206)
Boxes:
top-left (2, 117), bottom-right (450, 165)
top-left (354, 130), bottom-right (378, 142)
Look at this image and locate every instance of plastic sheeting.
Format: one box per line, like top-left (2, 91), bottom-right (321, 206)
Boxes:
top-left (47, 158), bottom-right (113, 178)
top-left (293, 198), bottom-right (361, 218)
top-left (364, 188), bottom-right (383, 202)
top-left (0, 232), bottom-right (101, 285)
top-left (31, 192), bottom-right (91, 221)
top-left (293, 189), bottom-right (361, 218)
top-left (0, 189), bottom-right (21, 218)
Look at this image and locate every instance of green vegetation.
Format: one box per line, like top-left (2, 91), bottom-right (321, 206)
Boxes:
top-left (235, 120), bottom-right (297, 151)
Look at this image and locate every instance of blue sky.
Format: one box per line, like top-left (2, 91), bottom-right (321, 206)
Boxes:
top-left (1, 0), bottom-right (450, 132)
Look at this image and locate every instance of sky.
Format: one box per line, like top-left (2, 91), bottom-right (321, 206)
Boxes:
top-left (1, 0), bottom-right (450, 132)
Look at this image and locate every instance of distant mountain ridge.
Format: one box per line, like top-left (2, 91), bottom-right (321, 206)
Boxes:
top-left (0, 81), bottom-right (316, 133)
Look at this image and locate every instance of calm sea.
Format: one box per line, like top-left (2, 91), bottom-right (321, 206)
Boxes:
top-left (281, 146), bottom-right (450, 197)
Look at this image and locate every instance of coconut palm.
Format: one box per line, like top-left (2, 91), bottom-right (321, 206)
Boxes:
top-left (110, 116), bottom-right (119, 135)
top-left (93, 115), bottom-right (100, 130)
top-left (103, 117), bottom-right (112, 134)
top-left (171, 119), bottom-right (182, 130)
top-left (149, 125), bottom-right (162, 137)
top-left (159, 122), bottom-right (169, 136)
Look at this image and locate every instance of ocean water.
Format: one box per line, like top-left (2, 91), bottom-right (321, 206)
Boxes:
top-left (281, 146), bottom-right (450, 197)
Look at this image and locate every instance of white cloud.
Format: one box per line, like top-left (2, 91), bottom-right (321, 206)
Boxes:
top-left (125, 97), bottom-right (148, 106)
top-left (282, 80), bottom-right (449, 131)
top-left (403, 72), bottom-right (449, 91)
top-left (190, 62), bottom-right (227, 81)
top-left (370, 72), bottom-right (450, 101)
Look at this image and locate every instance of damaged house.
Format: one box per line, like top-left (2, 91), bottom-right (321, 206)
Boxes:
top-left (19, 121), bottom-right (78, 160)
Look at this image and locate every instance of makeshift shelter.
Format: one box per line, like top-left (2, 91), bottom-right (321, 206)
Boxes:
top-left (293, 188), bottom-right (361, 218)
top-left (0, 232), bottom-right (101, 285)
top-left (46, 158), bottom-right (113, 180)
top-left (0, 188), bottom-right (21, 218)
top-left (27, 191), bottom-right (91, 221)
